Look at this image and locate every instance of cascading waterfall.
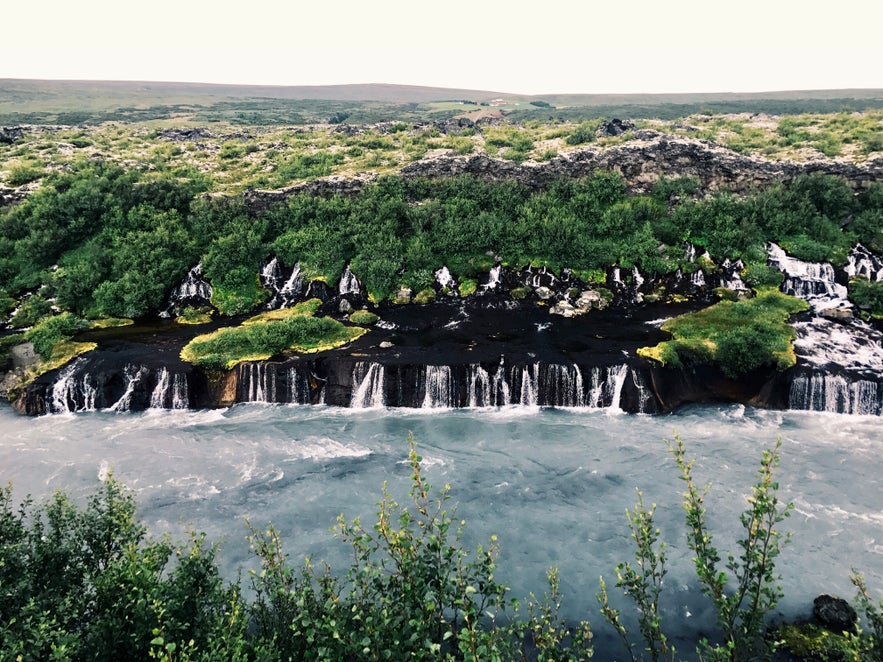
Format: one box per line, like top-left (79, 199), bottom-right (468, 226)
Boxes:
top-left (845, 244), bottom-right (883, 282)
top-left (149, 367), bottom-right (189, 409)
top-left (351, 362), bottom-right (385, 408)
top-left (467, 364), bottom-right (492, 407)
top-left (630, 370), bottom-right (653, 414)
top-left (339, 265), bottom-right (361, 296)
top-left (538, 364), bottom-right (584, 407)
top-left (109, 365), bottom-right (147, 413)
top-left (482, 265), bottom-right (502, 291)
top-left (50, 358), bottom-right (97, 413)
top-left (767, 242), bottom-right (883, 416)
top-left (789, 373), bottom-right (881, 416)
top-left (160, 263), bottom-right (212, 317)
top-left (434, 266), bottom-right (457, 292)
top-left (767, 243), bottom-right (848, 308)
top-left (519, 364), bottom-right (539, 406)
top-left (422, 365), bottom-right (454, 408)
top-left (288, 367), bottom-right (313, 404)
top-left (240, 363), bottom-right (277, 403)
top-left (279, 263), bottom-right (303, 307)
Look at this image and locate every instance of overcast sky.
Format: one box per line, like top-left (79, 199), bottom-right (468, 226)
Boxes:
top-left (3, 0), bottom-right (882, 95)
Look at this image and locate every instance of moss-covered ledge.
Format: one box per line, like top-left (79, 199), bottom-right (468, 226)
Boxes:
top-left (180, 299), bottom-right (367, 371)
top-left (638, 289), bottom-right (810, 378)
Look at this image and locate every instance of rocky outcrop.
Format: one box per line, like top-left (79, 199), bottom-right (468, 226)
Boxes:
top-left (401, 132), bottom-right (883, 195)
top-left (0, 126), bottom-right (25, 144)
top-left (243, 172), bottom-right (377, 214)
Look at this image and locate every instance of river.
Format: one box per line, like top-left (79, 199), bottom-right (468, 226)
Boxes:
top-left (2, 401), bottom-right (881, 655)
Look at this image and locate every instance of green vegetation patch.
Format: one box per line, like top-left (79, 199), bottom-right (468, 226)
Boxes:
top-left (348, 309), bottom-right (379, 325)
top-left (90, 317), bottom-right (134, 329)
top-left (181, 299), bottom-right (365, 370)
top-left (638, 289), bottom-right (809, 377)
top-left (24, 312), bottom-right (91, 359)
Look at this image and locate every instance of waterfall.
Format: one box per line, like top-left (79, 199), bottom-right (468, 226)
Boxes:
top-left (605, 365), bottom-right (629, 413)
top-left (632, 266), bottom-right (645, 291)
top-left (160, 263), bottom-right (212, 317)
top-left (684, 242), bottom-right (697, 262)
top-left (279, 262), bottom-right (303, 307)
top-left (351, 362), bottom-right (385, 408)
top-left (467, 364), bottom-right (492, 407)
top-left (150, 368), bottom-right (170, 408)
top-left (422, 365), bottom-right (454, 408)
top-left (149, 368), bottom-right (189, 409)
top-left (482, 265), bottom-right (502, 291)
top-left (434, 266), bottom-right (457, 291)
top-left (109, 365), bottom-right (147, 413)
top-left (519, 364), bottom-right (539, 406)
top-left (240, 363), bottom-right (277, 403)
top-left (630, 370), bottom-right (653, 414)
top-left (538, 364), bottom-right (584, 407)
top-left (789, 372), bottom-right (882, 416)
top-left (583, 364), bottom-right (629, 411)
top-left (690, 270), bottom-right (706, 288)
top-left (288, 367), bottom-right (313, 404)
top-left (845, 244), bottom-right (883, 282)
top-left (339, 265), bottom-right (361, 295)
top-left (767, 243), bottom-right (848, 310)
top-left (50, 358), bottom-right (97, 413)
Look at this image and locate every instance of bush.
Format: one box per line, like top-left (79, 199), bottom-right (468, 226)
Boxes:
top-left (6, 163), bottom-right (44, 187)
top-left (24, 312), bottom-right (90, 358)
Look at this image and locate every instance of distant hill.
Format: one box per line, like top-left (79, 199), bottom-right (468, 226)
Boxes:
top-left (1, 78), bottom-right (883, 126)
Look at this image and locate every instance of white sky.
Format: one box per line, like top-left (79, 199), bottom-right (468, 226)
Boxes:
top-left (3, 0), bottom-right (882, 95)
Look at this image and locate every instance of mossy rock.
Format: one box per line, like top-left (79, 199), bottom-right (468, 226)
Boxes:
top-left (510, 287), bottom-right (530, 300)
top-left (776, 623), bottom-right (857, 661)
top-left (349, 309), bottom-right (379, 325)
top-left (458, 279), bottom-right (478, 297)
top-left (414, 288), bottom-right (436, 305)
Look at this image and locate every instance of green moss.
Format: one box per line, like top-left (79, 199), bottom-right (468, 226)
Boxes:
top-left (776, 623), bottom-right (858, 661)
top-left (90, 317), bottom-right (134, 329)
top-left (638, 289), bottom-right (809, 377)
top-left (349, 309), bottom-right (379, 325)
top-left (413, 288), bottom-right (436, 305)
top-left (510, 287), bottom-right (531, 300)
top-left (181, 299), bottom-right (366, 370)
top-left (176, 307), bottom-right (212, 325)
top-left (458, 279), bottom-right (477, 297)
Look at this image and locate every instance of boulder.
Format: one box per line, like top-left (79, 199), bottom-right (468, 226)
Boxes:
top-left (813, 594), bottom-right (857, 633)
top-left (596, 118), bottom-right (636, 137)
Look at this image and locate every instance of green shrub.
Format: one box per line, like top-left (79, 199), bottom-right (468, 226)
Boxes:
top-left (566, 122), bottom-right (597, 145)
top-left (6, 163), bottom-right (44, 187)
top-left (741, 262), bottom-right (784, 289)
top-left (849, 277), bottom-right (883, 317)
top-left (9, 295), bottom-right (53, 329)
top-left (670, 436), bottom-right (792, 661)
top-left (24, 312), bottom-right (90, 358)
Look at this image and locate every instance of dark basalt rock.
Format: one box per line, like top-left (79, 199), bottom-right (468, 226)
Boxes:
top-left (813, 594), bottom-right (857, 633)
top-left (596, 118), bottom-right (636, 137)
top-left (0, 126), bottom-right (25, 144)
top-left (401, 133), bottom-right (883, 196)
top-left (158, 127), bottom-right (213, 142)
